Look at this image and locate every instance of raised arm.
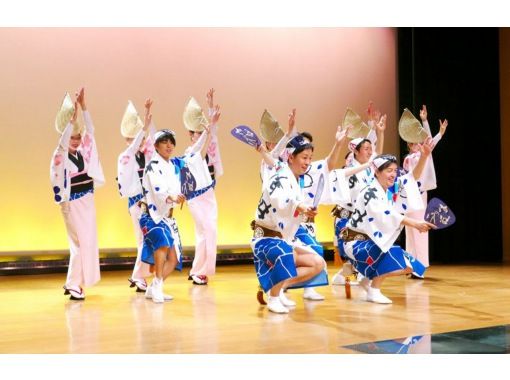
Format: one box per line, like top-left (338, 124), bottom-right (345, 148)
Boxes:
top-left (60, 101), bottom-right (78, 150)
top-left (270, 108), bottom-right (297, 159)
top-left (256, 144), bottom-right (276, 167)
top-left (326, 125), bottom-right (350, 170)
top-left (412, 137), bottom-right (434, 180)
top-left (76, 87), bottom-right (95, 136)
top-left (199, 105), bottom-right (220, 159)
top-left (432, 118), bottom-right (448, 146)
top-left (206, 88), bottom-right (215, 114)
top-left (206, 88), bottom-right (220, 136)
top-left (343, 161), bottom-right (371, 177)
top-left (374, 114), bottom-right (386, 155)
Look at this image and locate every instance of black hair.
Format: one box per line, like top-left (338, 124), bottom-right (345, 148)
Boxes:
top-left (300, 131), bottom-right (313, 143)
top-left (286, 135), bottom-right (314, 156)
top-left (374, 154), bottom-right (398, 172)
top-left (354, 138), bottom-right (371, 152)
top-left (155, 130), bottom-right (176, 146)
top-left (291, 143), bottom-right (314, 157)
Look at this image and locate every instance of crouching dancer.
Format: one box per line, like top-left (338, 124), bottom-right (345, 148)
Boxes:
top-left (251, 134), bottom-right (326, 314)
top-left (342, 139), bottom-right (436, 304)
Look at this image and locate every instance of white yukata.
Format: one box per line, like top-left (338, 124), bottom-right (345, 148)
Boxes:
top-left (343, 173), bottom-right (427, 279)
top-left (140, 144), bottom-right (213, 269)
top-left (403, 121), bottom-right (442, 268)
top-left (50, 111), bottom-right (105, 290)
top-left (117, 126), bottom-right (155, 282)
top-left (185, 115), bottom-right (223, 278)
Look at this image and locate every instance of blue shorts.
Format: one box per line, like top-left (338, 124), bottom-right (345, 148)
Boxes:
top-left (346, 239), bottom-right (426, 279)
top-left (288, 224), bottom-right (328, 289)
top-left (251, 237), bottom-right (297, 293)
top-left (139, 213), bottom-right (182, 271)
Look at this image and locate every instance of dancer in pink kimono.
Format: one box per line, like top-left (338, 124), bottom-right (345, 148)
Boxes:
top-left (117, 99), bottom-right (155, 292)
top-left (403, 105), bottom-right (448, 278)
top-left (183, 88), bottom-right (223, 285)
top-left (50, 87), bottom-right (105, 300)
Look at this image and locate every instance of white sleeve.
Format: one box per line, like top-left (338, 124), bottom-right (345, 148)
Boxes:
top-left (432, 132), bottom-right (442, 147)
top-left (422, 120), bottom-right (432, 137)
top-left (50, 123), bottom-right (73, 203)
top-left (327, 169), bottom-right (352, 205)
top-left (143, 161), bottom-right (173, 223)
top-left (270, 132), bottom-right (293, 160)
top-left (83, 110), bottom-right (94, 135)
top-left (186, 130), bottom-right (208, 155)
top-left (392, 174), bottom-right (424, 214)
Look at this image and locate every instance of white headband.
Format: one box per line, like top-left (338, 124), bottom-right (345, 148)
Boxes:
top-left (372, 154), bottom-right (397, 170)
top-left (154, 129), bottom-right (175, 142)
top-left (348, 137), bottom-right (365, 153)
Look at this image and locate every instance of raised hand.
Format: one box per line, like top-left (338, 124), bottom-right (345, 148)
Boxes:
top-left (439, 119), bottom-right (448, 136)
top-left (420, 105), bottom-right (428, 122)
top-left (256, 143), bottom-right (268, 153)
top-left (336, 124), bottom-right (350, 143)
top-left (144, 98), bottom-right (153, 112)
top-left (210, 104), bottom-right (221, 125)
top-left (143, 98), bottom-right (153, 131)
top-left (288, 108), bottom-right (296, 134)
top-left (75, 87), bottom-right (86, 110)
top-left (373, 110), bottom-right (382, 125)
top-left (376, 114), bottom-right (387, 132)
top-left (206, 88), bottom-right (215, 109)
top-left (366, 101), bottom-right (374, 121)
top-left (420, 136), bottom-right (434, 156)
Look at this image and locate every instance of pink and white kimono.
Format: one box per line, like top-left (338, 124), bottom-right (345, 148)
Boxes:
top-left (403, 120), bottom-right (442, 268)
top-left (185, 113), bottom-right (223, 277)
top-left (117, 126), bottom-right (155, 282)
top-left (50, 111), bottom-right (105, 289)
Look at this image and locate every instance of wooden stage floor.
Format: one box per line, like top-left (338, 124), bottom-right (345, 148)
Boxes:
top-left (1, 263), bottom-right (509, 354)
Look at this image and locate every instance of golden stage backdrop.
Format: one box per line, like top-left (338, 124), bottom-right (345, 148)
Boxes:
top-left (0, 28), bottom-right (397, 253)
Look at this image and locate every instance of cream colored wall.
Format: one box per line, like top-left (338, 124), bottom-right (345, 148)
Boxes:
top-left (0, 28), bottom-right (397, 253)
top-left (500, 28), bottom-right (510, 263)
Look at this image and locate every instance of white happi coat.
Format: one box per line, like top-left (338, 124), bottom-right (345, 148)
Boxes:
top-left (345, 174), bottom-right (423, 253)
top-left (117, 125), bottom-right (155, 198)
top-left (299, 159), bottom-right (337, 207)
top-left (329, 156), bottom-right (376, 212)
top-left (254, 162), bottom-right (304, 242)
top-left (259, 130), bottom-right (295, 185)
top-left (50, 111), bottom-right (105, 203)
top-left (143, 150), bottom-right (212, 224)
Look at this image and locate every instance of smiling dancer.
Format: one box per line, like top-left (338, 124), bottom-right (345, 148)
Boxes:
top-left (50, 87), bottom-right (105, 301)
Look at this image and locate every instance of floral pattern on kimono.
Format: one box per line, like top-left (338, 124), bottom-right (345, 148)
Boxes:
top-left (50, 111), bottom-right (105, 203)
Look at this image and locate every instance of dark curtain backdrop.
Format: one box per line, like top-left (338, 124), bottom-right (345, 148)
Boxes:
top-left (397, 28), bottom-right (502, 263)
